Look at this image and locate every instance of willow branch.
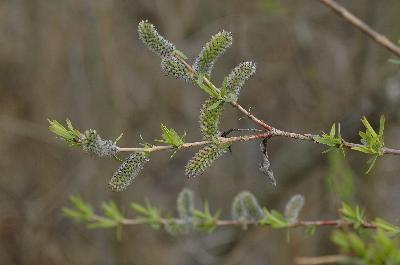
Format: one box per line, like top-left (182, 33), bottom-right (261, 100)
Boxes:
top-left (90, 214), bottom-right (377, 229)
top-left (117, 129), bottom-right (400, 156)
top-left (319, 0), bottom-right (400, 58)
top-left (294, 255), bottom-right (349, 265)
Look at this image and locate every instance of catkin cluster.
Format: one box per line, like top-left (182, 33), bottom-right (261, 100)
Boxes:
top-left (81, 129), bottom-right (118, 157)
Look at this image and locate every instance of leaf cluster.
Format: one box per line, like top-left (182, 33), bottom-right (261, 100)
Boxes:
top-left (352, 116), bottom-right (385, 173)
top-left (332, 229), bottom-right (400, 264)
top-left (156, 124), bottom-right (185, 148)
top-left (48, 119), bottom-right (82, 146)
top-left (313, 123), bottom-right (344, 156)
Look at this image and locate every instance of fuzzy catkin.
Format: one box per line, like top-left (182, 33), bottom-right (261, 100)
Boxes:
top-left (138, 20), bottom-right (175, 57)
top-left (193, 31), bottom-right (232, 77)
top-left (199, 98), bottom-right (223, 140)
top-left (185, 143), bottom-right (227, 178)
top-left (284, 194), bottom-right (305, 225)
top-left (231, 191), bottom-right (265, 222)
top-left (109, 153), bottom-right (149, 192)
top-left (226, 61), bottom-right (256, 99)
top-left (160, 56), bottom-right (192, 82)
top-left (81, 129), bottom-right (117, 157)
top-left (177, 188), bottom-right (194, 220)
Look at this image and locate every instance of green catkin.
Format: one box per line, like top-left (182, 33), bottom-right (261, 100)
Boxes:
top-left (226, 61), bottom-right (256, 99)
top-left (231, 191), bottom-right (265, 222)
top-left (177, 188), bottom-right (195, 220)
top-left (193, 31), bottom-right (233, 77)
top-left (160, 56), bottom-right (192, 82)
top-left (284, 194), bottom-right (305, 225)
top-left (138, 20), bottom-right (176, 57)
top-left (109, 153), bottom-right (149, 192)
top-left (199, 98), bottom-right (224, 140)
top-left (81, 129), bottom-right (117, 157)
top-left (185, 143), bottom-right (228, 178)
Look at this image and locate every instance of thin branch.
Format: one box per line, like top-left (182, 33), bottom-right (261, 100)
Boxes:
top-left (294, 255), bottom-right (348, 265)
top-left (319, 0), bottom-right (400, 58)
top-left (91, 214), bottom-right (377, 229)
top-left (117, 129), bottom-right (400, 157)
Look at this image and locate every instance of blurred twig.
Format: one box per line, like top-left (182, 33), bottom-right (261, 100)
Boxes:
top-left (295, 254), bottom-right (348, 264)
top-left (319, 0), bottom-right (400, 58)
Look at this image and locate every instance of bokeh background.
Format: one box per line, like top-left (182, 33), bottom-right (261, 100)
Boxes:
top-left (1, 0), bottom-right (400, 264)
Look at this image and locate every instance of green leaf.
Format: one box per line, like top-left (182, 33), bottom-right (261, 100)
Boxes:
top-left (366, 155), bottom-right (378, 174)
top-left (173, 49), bottom-right (188, 60)
top-left (373, 218), bottom-right (400, 234)
top-left (220, 77), bottom-right (228, 98)
top-left (156, 124), bottom-right (185, 148)
top-left (259, 208), bottom-right (289, 228)
top-left (305, 225), bottom-right (316, 237)
top-left (196, 74), bottom-right (222, 99)
top-left (131, 200), bottom-right (162, 229)
top-left (101, 201), bottom-right (123, 222)
top-left (339, 202), bottom-right (365, 227)
top-left (88, 218), bottom-right (118, 229)
top-left (313, 123), bottom-right (344, 155)
top-left (352, 116), bottom-right (386, 173)
top-left (389, 58), bottom-right (400, 64)
top-left (48, 119), bottom-right (82, 146)
top-left (193, 202), bottom-right (220, 233)
top-left (131, 203), bottom-right (149, 216)
top-left (330, 123), bottom-right (336, 138)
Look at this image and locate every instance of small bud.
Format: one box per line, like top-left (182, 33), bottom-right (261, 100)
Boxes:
top-left (193, 31), bottom-right (233, 77)
top-left (226, 61), bottom-right (256, 99)
top-left (284, 194), bottom-right (305, 225)
top-left (81, 129), bottom-right (118, 157)
top-left (185, 143), bottom-right (227, 178)
top-left (138, 20), bottom-right (176, 57)
top-left (231, 191), bottom-right (265, 223)
top-left (199, 98), bottom-right (223, 140)
top-left (109, 153), bottom-right (149, 192)
top-left (161, 56), bottom-right (192, 82)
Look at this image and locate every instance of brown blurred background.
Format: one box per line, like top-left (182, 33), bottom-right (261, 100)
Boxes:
top-left (1, 0), bottom-right (400, 264)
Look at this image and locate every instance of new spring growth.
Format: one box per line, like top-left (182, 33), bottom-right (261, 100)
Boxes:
top-left (165, 188), bottom-right (195, 235)
top-left (138, 20), bottom-right (176, 57)
top-left (231, 191), bottom-right (265, 227)
top-left (161, 56), bottom-right (193, 82)
top-left (48, 119), bottom-right (118, 157)
top-left (284, 194), bottom-right (305, 225)
top-left (199, 98), bottom-right (224, 140)
top-left (185, 143), bottom-right (229, 178)
top-left (226, 61), bottom-right (256, 101)
top-left (108, 152), bottom-right (149, 192)
top-left (193, 31), bottom-right (233, 77)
